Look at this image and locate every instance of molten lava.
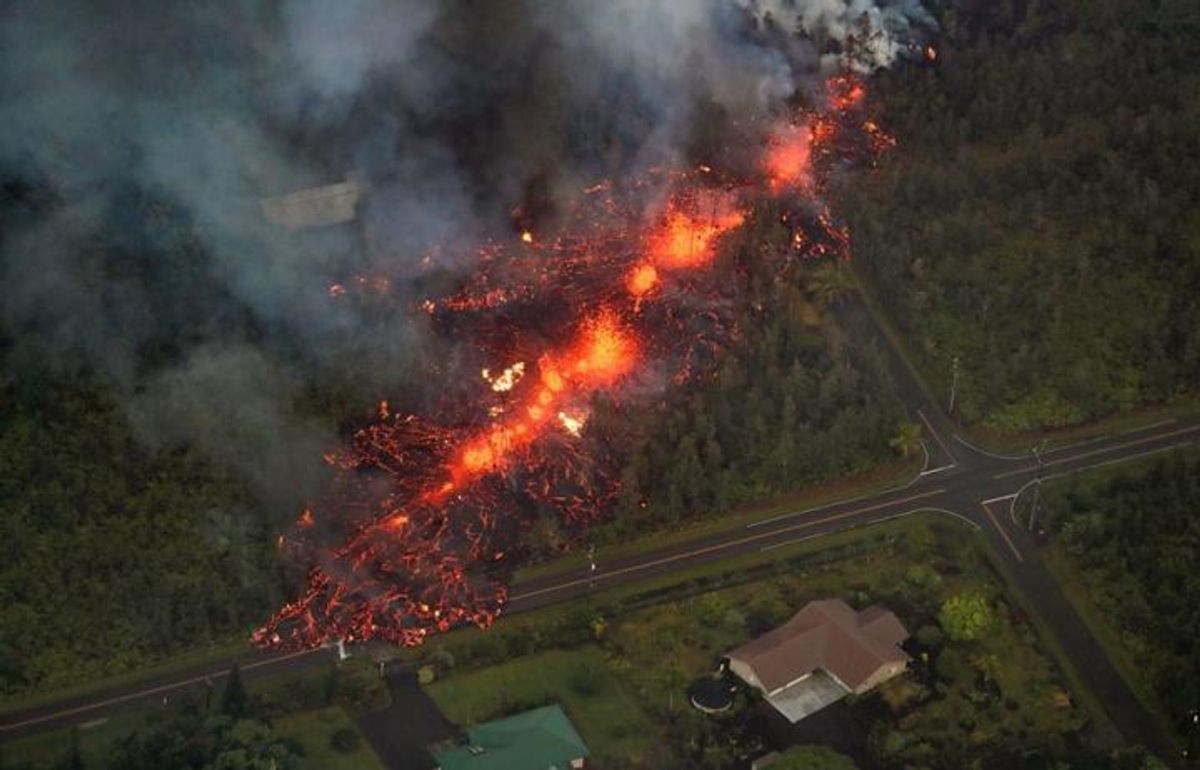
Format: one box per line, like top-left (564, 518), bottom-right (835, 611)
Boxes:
top-left (255, 74), bottom-right (892, 651)
top-left (627, 263), bottom-right (659, 297)
top-left (445, 312), bottom-right (636, 491)
top-left (764, 124), bottom-right (813, 192)
top-left (647, 198), bottom-right (746, 269)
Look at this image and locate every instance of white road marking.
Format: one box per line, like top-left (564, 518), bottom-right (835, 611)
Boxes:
top-left (0, 649), bottom-right (320, 733)
top-left (993, 424), bottom-right (1200, 480)
top-left (980, 502), bottom-right (1024, 562)
top-left (510, 488), bottom-right (946, 603)
top-left (919, 464), bottom-right (956, 477)
top-left (916, 409), bottom-right (956, 464)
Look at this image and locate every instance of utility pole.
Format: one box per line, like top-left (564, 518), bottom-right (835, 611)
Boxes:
top-left (947, 355), bottom-right (960, 415)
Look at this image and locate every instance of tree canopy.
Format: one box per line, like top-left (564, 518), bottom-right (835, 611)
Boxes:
top-left (938, 592), bottom-right (995, 642)
top-left (1043, 450), bottom-right (1200, 744)
top-left (847, 0), bottom-right (1200, 431)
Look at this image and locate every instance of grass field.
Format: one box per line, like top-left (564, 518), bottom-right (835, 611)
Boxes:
top-left (0, 709), bottom-right (147, 769)
top-left (274, 707), bottom-right (386, 770)
top-left (428, 646), bottom-right (659, 766)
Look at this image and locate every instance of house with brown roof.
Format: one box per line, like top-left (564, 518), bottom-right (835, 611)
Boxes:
top-left (725, 598), bottom-right (910, 722)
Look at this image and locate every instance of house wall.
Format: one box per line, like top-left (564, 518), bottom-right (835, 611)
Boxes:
top-left (853, 660), bottom-right (907, 694)
top-left (728, 658), bottom-right (763, 692)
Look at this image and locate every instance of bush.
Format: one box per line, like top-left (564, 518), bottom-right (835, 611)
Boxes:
top-left (720, 609), bottom-right (746, 634)
top-left (914, 624), bottom-right (945, 651)
top-left (904, 564), bottom-right (943, 590)
top-left (430, 647), bottom-right (455, 674)
top-left (696, 595), bottom-right (728, 626)
top-left (938, 593), bottom-right (994, 642)
top-left (330, 727), bottom-right (361, 754)
top-left (935, 648), bottom-right (969, 686)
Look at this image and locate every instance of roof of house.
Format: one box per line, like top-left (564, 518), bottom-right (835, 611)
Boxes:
top-left (727, 599), bottom-right (909, 693)
top-left (259, 179), bottom-right (361, 229)
top-left (433, 704), bottom-right (589, 770)
top-left (764, 668), bottom-right (849, 722)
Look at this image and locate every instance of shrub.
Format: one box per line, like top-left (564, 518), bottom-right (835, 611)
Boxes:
top-left (914, 624), bottom-right (945, 650)
top-left (935, 648), bottom-right (969, 686)
top-left (904, 564), bottom-right (943, 590)
top-left (330, 727), bottom-right (361, 754)
top-left (938, 593), bottom-right (994, 641)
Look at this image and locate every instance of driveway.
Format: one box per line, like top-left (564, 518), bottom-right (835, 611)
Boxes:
top-left (357, 665), bottom-right (458, 770)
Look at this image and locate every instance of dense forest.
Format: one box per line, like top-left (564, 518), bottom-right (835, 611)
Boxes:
top-left (1041, 451), bottom-right (1200, 747)
top-left (846, 0), bottom-right (1200, 431)
top-left (0, 387), bottom-right (279, 694)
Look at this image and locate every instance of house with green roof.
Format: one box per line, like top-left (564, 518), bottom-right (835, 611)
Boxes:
top-left (432, 704), bottom-right (589, 770)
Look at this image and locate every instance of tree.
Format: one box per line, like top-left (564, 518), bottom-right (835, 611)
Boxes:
top-left (807, 263), bottom-right (856, 308)
top-left (888, 421), bottom-right (923, 458)
top-left (772, 744), bottom-right (860, 769)
top-left (219, 663), bottom-right (248, 719)
top-left (938, 593), bottom-right (994, 642)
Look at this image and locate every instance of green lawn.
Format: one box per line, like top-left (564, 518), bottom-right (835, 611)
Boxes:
top-left (427, 646), bottom-right (660, 766)
top-left (274, 707), bottom-right (386, 770)
top-left (0, 710), bottom-right (147, 769)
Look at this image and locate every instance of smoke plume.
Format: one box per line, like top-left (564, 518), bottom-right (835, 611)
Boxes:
top-left (0, 0), bottom-right (933, 507)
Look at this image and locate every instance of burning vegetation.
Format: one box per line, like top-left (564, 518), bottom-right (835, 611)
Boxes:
top-left (255, 75), bottom-right (894, 650)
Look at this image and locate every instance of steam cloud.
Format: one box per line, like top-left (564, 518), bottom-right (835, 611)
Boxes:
top-left (0, 0), bottom-right (932, 508)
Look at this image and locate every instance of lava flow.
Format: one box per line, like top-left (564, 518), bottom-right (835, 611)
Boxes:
top-left (255, 75), bottom-right (893, 650)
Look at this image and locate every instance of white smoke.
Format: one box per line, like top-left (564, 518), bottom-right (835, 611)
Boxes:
top-left (737, 0), bottom-right (935, 73)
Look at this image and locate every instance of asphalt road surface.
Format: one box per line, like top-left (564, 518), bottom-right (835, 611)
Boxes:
top-left (2, 295), bottom-right (1196, 767)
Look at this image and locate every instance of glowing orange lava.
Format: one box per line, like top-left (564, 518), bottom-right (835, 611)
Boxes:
top-left (444, 311), bottom-right (636, 491)
top-left (647, 201), bottom-right (745, 269)
top-left (627, 263), bottom-right (659, 297)
top-left (764, 124), bottom-right (813, 192)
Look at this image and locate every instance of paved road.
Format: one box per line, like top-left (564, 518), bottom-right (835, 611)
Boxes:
top-left (4, 415), bottom-right (1196, 756)
top-left (2, 295), bottom-right (1196, 767)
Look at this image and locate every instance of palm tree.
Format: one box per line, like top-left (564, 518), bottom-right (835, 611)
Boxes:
top-left (889, 421), bottom-right (924, 457)
top-left (807, 262), bottom-right (856, 308)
